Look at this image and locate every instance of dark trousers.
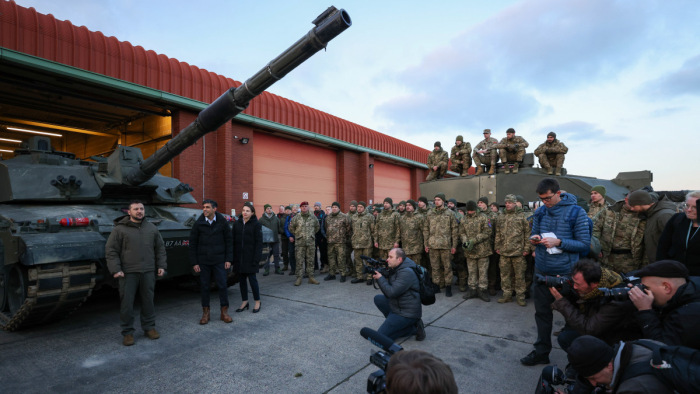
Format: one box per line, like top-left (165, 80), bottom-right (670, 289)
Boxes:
top-left (289, 241), bottom-right (297, 273)
top-left (281, 238), bottom-right (289, 264)
top-left (264, 242), bottom-right (281, 270)
top-left (374, 294), bottom-right (418, 341)
top-left (199, 263), bottom-right (229, 308)
top-left (315, 236), bottom-right (328, 269)
top-left (119, 272), bottom-right (156, 336)
top-left (239, 273), bottom-right (260, 302)
top-left (533, 270), bottom-right (556, 355)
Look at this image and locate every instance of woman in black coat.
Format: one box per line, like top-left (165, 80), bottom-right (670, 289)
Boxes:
top-left (232, 202), bottom-right (264, 313)
top-left (656, 192), bottom-right (700, 275)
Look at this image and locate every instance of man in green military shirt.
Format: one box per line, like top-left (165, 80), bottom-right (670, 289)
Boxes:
top-left (375, 197), bottom-right (401, 261)
top-left (426, 141), bottom-right (449, 181)
top-left (495, 128), bottom-right (529, 174)
top-left (593, 195), bottom-right (646, 274)
top-left (400, 200), bottom-right (426, 268)
top-left (350, 201), bottom-right (376, 284)
top-left (495, 194), bottom-right (531, 306)
top-left (460, 200), bottom-right (493, 302)
top-left (325, 202), bottom-right (351, 282)
top-left (289, 201), bottom-right (321, 286)
top-left (423, 193), bottom-right (459, 297)
top-left (589, 186), bottom-right (607, 220)
top-left (473, 129), bottom-right (499, 175)
top-left (533, 132), bottom-right (568, 176)
top-left (450, 135), bottom-right (472, 177)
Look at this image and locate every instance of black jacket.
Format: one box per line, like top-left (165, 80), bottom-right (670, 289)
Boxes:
top-left (189, 212), bottom-right (233, 266)
top-left (656, 212), bottom-right (700, 275)
top-left (552, 295), bottom-right (641, 345)
top-left (232, 215), bottom-right (263, 274)
top-left (376, 258), bottom-right (421, 319)
top-left (635, 276), bottom-right (700, 349)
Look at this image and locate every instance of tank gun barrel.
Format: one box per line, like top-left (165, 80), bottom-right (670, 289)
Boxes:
top-left (125, 6), bottom-right (351, 186)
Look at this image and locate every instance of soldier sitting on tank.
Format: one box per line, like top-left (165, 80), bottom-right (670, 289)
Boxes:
top-left (449, 135), bottom-right (472, 176)
top-left (473, 129), bottom-right (499, 175)
top-left (495, 128), bottom-right (529, 174)
top-left (426, 141), bottom-right (449, 181)
top-left (533, 132), bottom-right (568, 176)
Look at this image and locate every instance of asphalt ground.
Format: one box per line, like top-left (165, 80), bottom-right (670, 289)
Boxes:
top-left (0, 268), bottom-right (567, 393)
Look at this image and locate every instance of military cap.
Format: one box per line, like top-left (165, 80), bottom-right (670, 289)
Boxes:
top-left (332, 201), bottom-right (341, 208)
top-left (547, 131), bottom-right (556, 138)
top-left (406, 199), bottom-right (417, 209)
top-left (349, 200), bottom-right (358, 206)
top-left (434, 141), bottom-right (442, 148)
top-left (483, 129), bottom-right (491, 134)
top-left (418, 196), bottom-right (429, 205)
top-left (300, 201), bottom-right (309, 206)
top-left (506, 128), bottom-right (516, 134)
top-left (434, 193), bottom-right (446, 202)
top-left (628, 190), bottom-right (653, 206)
top-left (264, 204), bottom-right (272, 210)
top-left (515, 195), bottom-right (526, 206)
top-left (358, 201), bottom-right (367, 207)
top-left (504, 194), bottom-right (517, 203)
top-left (465, 200), bottom-right (478, 211)
top-left (384, 197), bottom-right (393, 205)
top-left (478, 196), bottom-right (489, 205)
top-left (314, 201), bottom-right (322, 207)
top-left (591, 185), bottom-right (606, 197)
top-left (636, 260), bottom-right (689, 279)
top-left (398, 200), bottom-right (406, 206)
top-left (568, 336), bottom-right (614, 378)
top-left (456, 135), bottom-right (464, 142)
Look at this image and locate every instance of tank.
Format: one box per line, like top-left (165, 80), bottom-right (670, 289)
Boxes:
top-left (419, 153), bottom-right (653, 207)
top-left (0, 6), bottom-right (351, 331)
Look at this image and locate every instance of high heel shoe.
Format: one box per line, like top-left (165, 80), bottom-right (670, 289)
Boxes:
top-left (235, 303), bottom-right (249, 312)
top-left (253, 303), bottom-right (261, 313)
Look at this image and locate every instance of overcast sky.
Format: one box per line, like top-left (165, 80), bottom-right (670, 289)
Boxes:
top-left (14, 0), bottom-right (700, 191)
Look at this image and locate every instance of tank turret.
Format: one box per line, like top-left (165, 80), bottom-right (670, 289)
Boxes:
top-left (0, 7), bottom-right (351, 331)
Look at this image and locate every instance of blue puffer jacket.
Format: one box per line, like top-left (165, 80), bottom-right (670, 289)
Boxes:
top-left (531, 193), bottom-right (591, 275)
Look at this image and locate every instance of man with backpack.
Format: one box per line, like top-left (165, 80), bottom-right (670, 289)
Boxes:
top-left (521, 178), bottom-right (591, 366)
top-left (371, 248), bottom-right (426, 341)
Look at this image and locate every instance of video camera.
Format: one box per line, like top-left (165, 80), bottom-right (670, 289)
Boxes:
top-left (360, 327), bottom-right (403, 394)
top-left (535, 365), bottom-right (574, 394)
top-left (535, 274), bottom-right (571, 290)
top-left (361, 255), bottom-right (389, 276)
top-left (597, 283), bottom-right (647, 302)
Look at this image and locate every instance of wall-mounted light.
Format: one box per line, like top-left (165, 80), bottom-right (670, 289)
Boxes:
top-left (240, 137), bottom-right (249, 144)
top-left (369, 163), bottom-right (374, 168)
top-left (0, 137), bottom-right (22, 143)
top-left (6, 127), bottom-right (62, 137)
top-left (0, 148), bottom-right (13, 153)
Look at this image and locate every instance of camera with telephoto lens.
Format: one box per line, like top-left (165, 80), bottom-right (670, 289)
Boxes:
top-left (360, 327), bottom-right (403, 394)
top-left (535, 365), bottom-right (575, 394)
top-left (361, 255), bottom-right (388, 276)
top-left (535, 274), bottom-right (571, 290)
top-left (597, 283), bottom-right (647, 302)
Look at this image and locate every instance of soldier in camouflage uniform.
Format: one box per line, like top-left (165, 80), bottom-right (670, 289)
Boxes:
top-left (450, 135), bottom-right (472, 176)
top-left (495, 195), bottom-right (531, 306)
top-left (448, 199), bottom-right (468, 291)
top-left (460, 200), bottom-right (493, 302)
top-left (397, 201), bottom-right (406, 216)
top-left (426, 141), bottom-right (449, 181)
top-left (593, 198), bottom-right (647, 274)
top-left (350, 201), bottom-right (376, 284)
top-left (346, 200), bottom-right (358, 280)
top-left (375, 198), bottom-right (401, 261)
top-left (473, 129), bottom-right (499, 175)
top-left (478, 197), bottom-right (499, 295)
top-left (423, 193), bottom-right (459, 297)
top-left (533, 132), bottom-right (568, 176)
top-left (495, 128), bottom-right (529, 174)
top-left (589, 185), bottom-right (607, 220)
top-left (324, 202), bottom-right (351, 282)
top-left (399, 200), bottom-right (425, 268)
top-left (289, 201), bottom-right (321, 286)
top-left (417, 196), bottom-right (430, 215)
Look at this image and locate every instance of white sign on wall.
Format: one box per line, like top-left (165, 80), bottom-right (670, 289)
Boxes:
top-left (242, 192), bottom-right (249, 200)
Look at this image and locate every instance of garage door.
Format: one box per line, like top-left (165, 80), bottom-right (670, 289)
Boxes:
top-left (253, 132), bottom-right (337, 213)
top-left (373, 160), bottom-right (411, 204)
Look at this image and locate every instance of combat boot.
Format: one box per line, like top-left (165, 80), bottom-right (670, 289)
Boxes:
top-left (497, 295), bottom-right (512, 303)
top-left (324, 274), bottom-right (336, 281)
top-left (275, 268), bottom-right (284, 275)
top-left (546, 167), bottom-right (554, 175)
top-left (488, 286), bottom-right (497, 296)
top-left (516, 296), bottom-right (527, 307)
top-left (122, 334), bottom-right (134, 346)
top-left (308, 277), bottom-right (320, 285)
top-left (294, 277), bottom-right (302, 286)
top-left (478, 289), bottom-right (491, 302)
top-left (462, 288), bottom-right (477, 300)
top-left (475, 167), bottom-right (483, 176)
top-left (459, 284), bottom-right (468, 292)
top-left (263, 268), bottom-right (270, 276)
top-left (502, 165), bottom-right (510, 174)
top-left (512, 162), bottom-right (519, 174)
top-left (445, 285), bottom-right (453, 297)
top-left (555, 167), bottom-right (562, 176)
top-left (488, 165), bottom-right (495, 175)
top-left (199, 307), bottom-right (210, 325)
top-left (339, 275), bottom-right (346, 283)
top-left (220, 306), bottom-right (233, 323)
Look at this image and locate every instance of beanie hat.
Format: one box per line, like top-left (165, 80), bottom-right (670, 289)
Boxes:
top-left (314, 202), bottom-right (322, 207)
top-left (285, 206), bottom-right (292, 211)
top-left (547, 131), bottom-right (556, 138)
top-left (332, 201), bottom-right (340, 208)
top-left (448, 198), bottom-right (457, 204)
top-left (434, 141), bottom-right (441, 147)
top-left (349, 200), bottom-right (358, 206)
top-left (591, 185), bottom-right (606, 197)
top-left (516, 195), bottom-right (526, 206)
top-left (456, 135), bottom-right (464, 142)
top-left (465, 200), bottom-right (477, 211)
top-left (406, 199), bottom-right (417, 209)
top-left (567, 336), bottom-right (614, 377)
top-left (628, 190), bottom-right (653, 206)
top-left (358, 201), bottom-right (367, 207)
top-left (577, 196), bottom-right (590, 213)
top-left (418, 196), bottom-right (429, 205)
top-left (384, 197), bottom-right (393, 205)
top-left (264, 204), bottom-right (271, 210)
top-left (506, 128), bottom-right (515, 134)
top-left (505, 194), bottom-right (517, 203)
top-left (434, 193), bottom-right (446, 202)
top-left (478, 196), bottom-right (489, 205)
top-left (398, 200), bottom-right (406, 206)
top-left (636, 260), bottom-right (689, 279)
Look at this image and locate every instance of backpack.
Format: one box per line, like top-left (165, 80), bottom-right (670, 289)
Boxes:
top-left (621, 340), bottom-right (700, 394)
top-left (411, 265), bottom-right (436, 306)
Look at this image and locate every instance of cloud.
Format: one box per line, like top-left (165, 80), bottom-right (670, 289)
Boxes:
top-left (640, 54), bottom-right (700, 98)
top-left (532, 121), bottom-right (621, 143)
top-left (648, 106), bottom-right (688, 118)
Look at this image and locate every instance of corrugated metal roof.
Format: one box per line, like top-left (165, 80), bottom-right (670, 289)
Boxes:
top-left (0, 1), bottom-right (429, 163)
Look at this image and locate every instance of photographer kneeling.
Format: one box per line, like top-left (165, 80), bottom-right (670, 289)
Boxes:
top-left (549, 259), bottom-right (641, 352)
top-left (372, 248), bottom-right (425, 341)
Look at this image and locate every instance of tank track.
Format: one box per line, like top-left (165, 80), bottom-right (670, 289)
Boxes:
top-left (0, 261), bottom-right (96, 331)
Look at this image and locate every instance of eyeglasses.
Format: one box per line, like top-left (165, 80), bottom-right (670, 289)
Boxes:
top-left (539, 194), bottom-right (556, 202)
top-left (681, 203), bottom-right (697, 212)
